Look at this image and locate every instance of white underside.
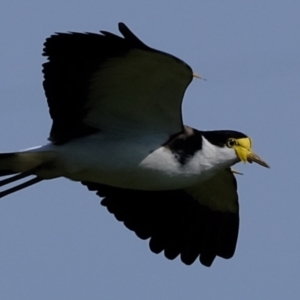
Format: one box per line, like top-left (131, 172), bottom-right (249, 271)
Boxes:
top-left (22, 132), bottom-right (238, 191)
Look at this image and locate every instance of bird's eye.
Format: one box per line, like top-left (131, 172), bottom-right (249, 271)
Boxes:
top-left (227, 138), bottom-right (236, 148)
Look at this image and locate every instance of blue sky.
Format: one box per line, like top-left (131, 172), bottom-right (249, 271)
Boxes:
top-left (0, 1), bottom-right (299, 299)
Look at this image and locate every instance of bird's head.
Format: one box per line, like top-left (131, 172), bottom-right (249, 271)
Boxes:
top-left (202, 130), bottom-right (269, 168)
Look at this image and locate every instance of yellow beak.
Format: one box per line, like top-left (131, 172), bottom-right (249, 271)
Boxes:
top-left (233, 138), bottom-right (270, 168)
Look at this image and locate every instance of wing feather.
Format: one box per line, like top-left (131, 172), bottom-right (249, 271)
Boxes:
top-left (82, 170), bottom-right (239, 267)
top-left (42, 23), bottom-right (193, 143)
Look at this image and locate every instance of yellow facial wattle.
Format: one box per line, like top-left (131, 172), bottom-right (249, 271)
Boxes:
top-left (233, 138), bottom-right (252, 163)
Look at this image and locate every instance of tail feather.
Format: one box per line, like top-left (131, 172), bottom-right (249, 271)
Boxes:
top-left (0, 152), bottom-right (54, 173)
top-left (0, 176), bottom-right (43, 198)
top-left (0, 151), bottom-right (56, 198)
top-left (0, 169), bottom-right (37, 187)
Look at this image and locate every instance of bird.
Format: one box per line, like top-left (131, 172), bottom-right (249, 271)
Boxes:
top-left (0, 22), bottom-right (269, 267)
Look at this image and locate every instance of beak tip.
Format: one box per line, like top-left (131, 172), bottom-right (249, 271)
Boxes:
top-left (247, 153), bottom-right (270, 169)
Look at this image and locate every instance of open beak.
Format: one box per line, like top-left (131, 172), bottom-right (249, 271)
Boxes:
top-left (234, 138), bottom-right (270, 168)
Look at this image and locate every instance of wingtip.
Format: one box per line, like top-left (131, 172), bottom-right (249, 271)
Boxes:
top-left (118, 22), bottom-right (127, 30)
top-left (118, 22), bottom-right (148, 48)
top-left (118, 22), bottom-right (131, 37)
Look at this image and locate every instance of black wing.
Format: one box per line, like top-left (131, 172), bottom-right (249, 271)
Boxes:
top-left (43, 23), bottom-right (193, 144)
top-left (82, 170), bottom-right (239, 267)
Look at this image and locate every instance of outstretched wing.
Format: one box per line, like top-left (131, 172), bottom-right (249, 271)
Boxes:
top-left (82, 169), bottom-right (239, 267)
top-left (43, 23), bottom-right (193, 144)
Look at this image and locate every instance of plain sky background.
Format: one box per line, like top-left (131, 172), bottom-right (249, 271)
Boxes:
top-left (0, 1), bottom-right (299, 299)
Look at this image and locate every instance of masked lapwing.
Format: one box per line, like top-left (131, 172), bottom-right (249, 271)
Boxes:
top-left (0, 23), bottom-right (269, 267)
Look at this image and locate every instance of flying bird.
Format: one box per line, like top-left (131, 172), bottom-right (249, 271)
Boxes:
top-left (0, 23), bottom-right (269, 267)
